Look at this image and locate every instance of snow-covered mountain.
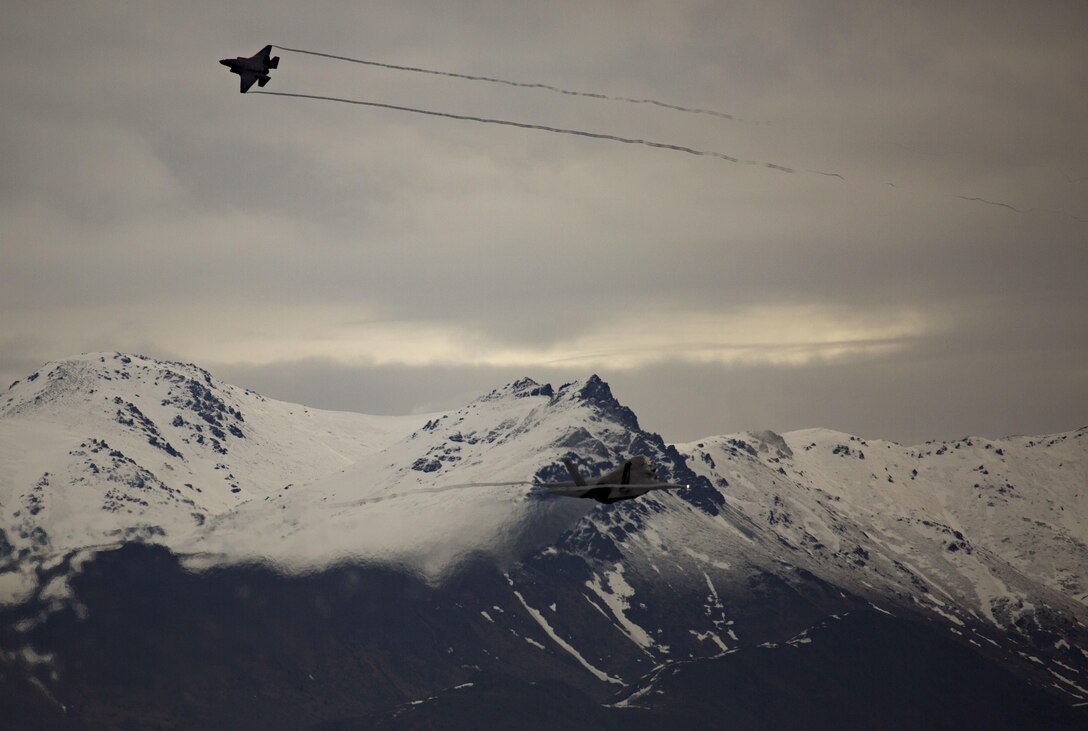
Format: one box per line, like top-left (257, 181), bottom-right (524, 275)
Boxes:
top-left (0, 353), bottom-right (429, 600)
top-left (0, 354), bottom-right (707, 589)
top-left (1, 353), bottom-right (1086, 729)
top-left (178, 374), bottom-right (694, 578)
top-left (681, 428), bottom-right (1088, 638)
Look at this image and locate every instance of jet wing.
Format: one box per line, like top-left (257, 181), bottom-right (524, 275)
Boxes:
top-left (254, 45), bottom-right (274, 63)
top-left (238, 71), bottom-right (260, 93)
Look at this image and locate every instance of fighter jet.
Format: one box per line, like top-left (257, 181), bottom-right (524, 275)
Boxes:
top-left (538, 455), bottom-right (687, 504)
top-left (220, 45), bottom-right (279, 93)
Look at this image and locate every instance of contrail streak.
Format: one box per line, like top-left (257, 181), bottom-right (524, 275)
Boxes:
top-left (249, 81), bottom-right (1081, 222)
top-left (956, 197), bottom-right (1086, 223)
top-left (252, 90), bottom-right (798, 172)
top-left (272, 45), bottom-right (757, 123)
top-left (958, 196), bottom-right (1024, 213)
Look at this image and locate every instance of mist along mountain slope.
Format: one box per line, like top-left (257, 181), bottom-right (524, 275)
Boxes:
top-left (0, 353), bottom-right (1086, 729)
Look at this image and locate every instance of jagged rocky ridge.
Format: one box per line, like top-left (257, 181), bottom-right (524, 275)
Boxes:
top-left (0, 354), bottom-right (1086, 729)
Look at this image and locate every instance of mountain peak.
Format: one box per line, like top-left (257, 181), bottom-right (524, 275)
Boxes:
top-left (552, 375), bottom-right (640, 433)
top-left (508, 377), bottom-right (554, 398)
top-left (2, 352), bottom-right (231, 419)
top-left (577, 374), bottom-right (610, 401)
top-left (476, 377), bottom-right (555, 402)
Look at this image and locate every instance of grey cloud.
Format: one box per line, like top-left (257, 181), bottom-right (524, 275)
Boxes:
top-left (208, 339), bottom-right (1087, 448)
top-left (1, 1), bottom-right (1084, 443)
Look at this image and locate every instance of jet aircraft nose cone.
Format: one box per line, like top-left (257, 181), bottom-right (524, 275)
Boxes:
top-left (219, 59), bottom-right (231, 66)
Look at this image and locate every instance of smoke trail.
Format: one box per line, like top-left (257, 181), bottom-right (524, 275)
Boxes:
top-left (956, 197), bottom-right (1086, 222)
top-left (252, 90), bottom-right (797, 172)
top-left (957, 196), bottom-right (1024, 213)
top-left (272, 45), bottom-right (758, 123)
top-left (249, 87), bottom-right (1082, 221)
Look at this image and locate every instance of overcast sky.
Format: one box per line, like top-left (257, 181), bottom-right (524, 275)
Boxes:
top-left (2, 2), bottom-right (1085, 445)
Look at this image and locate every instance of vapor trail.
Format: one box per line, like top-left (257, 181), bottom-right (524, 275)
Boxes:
top-left (252, 91), bottom-right (797, 172)
top-left (956, 197), bottom-right (1086, 222)
top-left (957, 196), bottom-right (1024, 213)
top-left (272, 45), bottom-right (756, 123)
top-left (248, 90), bottom-right (1081, 221)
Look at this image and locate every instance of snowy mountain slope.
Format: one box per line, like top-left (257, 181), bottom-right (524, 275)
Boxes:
top-left (181, 375), bottom-right (719, 579)
top-left (1, 353), bottom-right (1086, 726)
top-left (671, 427), bottom-right (1088, 700)
top-left (678, 428), bottom-right (1088, 622)
top-left (456, 422), bottom-right (1088, 712)
top-left (0, 353), bottom-right (432, 601)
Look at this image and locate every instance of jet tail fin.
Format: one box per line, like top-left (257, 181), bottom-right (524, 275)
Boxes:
top-left (268, 56), bottom-right (280, 69)
top-left (621, 460), bottom-right (632, 485)
top-left (563, 460), bottom-right (587, 487)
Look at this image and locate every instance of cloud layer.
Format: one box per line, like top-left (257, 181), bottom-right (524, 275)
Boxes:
top-left (2, 2), bottom-right (1085, 444)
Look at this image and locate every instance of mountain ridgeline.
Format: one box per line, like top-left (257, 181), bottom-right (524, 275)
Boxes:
top-left (1, 353), bottom-right (1086, 729)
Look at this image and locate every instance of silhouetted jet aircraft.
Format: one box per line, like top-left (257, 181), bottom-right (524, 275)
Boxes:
top-left (540, 455), bottom-right (687, 504)
top-left (220, 45), bottom-right (279, 93)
